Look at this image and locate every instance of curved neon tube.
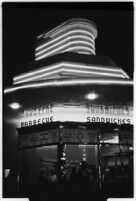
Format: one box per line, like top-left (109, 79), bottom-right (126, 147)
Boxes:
top-left (14, 69), bottom-right (62, 84)
top-left (78, 52), bottom-right (90, 55)
top-left (50, 23), bottom-right (95, 39)
top-left (36, 30), bottom-right (94, 51)
top-left (64, 47), bottom-right (95, 55)
top-left (36, 44), bottom-right (94, 60)
top-left (62, 68), bottom-right (125, 78)
top-left (36, 35), bottom-right (94, 53)
top-left (122, 71), bottom-right (130, 79)
top-left (14, 63), bottom-right (61, 81)
top-left (4, 79), bottom-right (133, 94)
top-left (42, 20), bottom-right (97, 39)
top-left (63, 63), bottom-right (128, 79)
top-left (36, 37), bottom-right (95, 56)
top-left (14, 62), bottom-right (128, 81)
top-left (14, 66), bottom-right (125, 85)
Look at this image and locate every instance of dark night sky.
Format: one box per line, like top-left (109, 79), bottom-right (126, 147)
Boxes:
top-left (3, 2), bottom-right (134, 87)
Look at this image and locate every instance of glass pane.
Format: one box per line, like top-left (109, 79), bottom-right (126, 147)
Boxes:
top-left (65, 145), bottom-right (99, 181)
top-left (101, 131), bottom-right (119, 144)
top-left (120, 129), bottom-right (133, 145)
top-left (101, 144), bottom-right (133, 181)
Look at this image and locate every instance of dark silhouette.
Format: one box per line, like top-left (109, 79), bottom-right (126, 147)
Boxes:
top-left (28, 163), bottom-right (107, 201)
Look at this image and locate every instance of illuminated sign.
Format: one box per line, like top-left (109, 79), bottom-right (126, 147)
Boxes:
top-left (35, 19), bottom-right (97, 60)
top-left (19, 128), bottom-right (98, 148)
top-left (18, 104), bottom-right (133, 128)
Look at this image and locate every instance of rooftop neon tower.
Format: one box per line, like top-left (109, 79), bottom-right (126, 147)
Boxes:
top-left (5, 18), bottom-right (131, 93)
top-left (35, 18), bottom-right (97, 60)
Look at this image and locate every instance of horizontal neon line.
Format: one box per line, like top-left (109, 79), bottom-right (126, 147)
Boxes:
top-left (36, 44), bottom-right (94, 60)
top-left (63, 62), bottom-right (121, 73)
top-left (14, 66), bottom-right (125, 85)
top-left (62, 68), bottom-right (124, 78)
top-left (36, 35), bottom-right (94, 53)
top-left (36, 30), bottom-right (94, 51)
top-left (14, 63), bottom-right (61, 81)
top-left (4, 79), bottom-right (133, 94)
top-left (50, 23), bottom-right (95, 39)
top-left (64, 47), bottom-right (95, 55)
top-left (78, 52), bottom-right (90, 55)
top-left (36, 36), bottom-right (95, 56)
top-left (63, 63), bottom-right (128, 78)
top-left (42, 20), bottom-right (96, 39)
top-left (14, 62), bottom-right (127, 82)
top-left (14, 69), bottom-right (62, 84)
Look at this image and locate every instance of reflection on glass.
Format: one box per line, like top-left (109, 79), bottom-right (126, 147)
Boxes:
top-left (101, 132), bottom-right (119, 144)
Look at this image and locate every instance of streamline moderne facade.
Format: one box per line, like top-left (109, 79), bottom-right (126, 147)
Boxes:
top-left (4, 18), bottom-right (133, 198)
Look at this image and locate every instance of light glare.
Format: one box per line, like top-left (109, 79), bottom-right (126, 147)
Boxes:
top-left (85, 92), bottom-right (99, 100)
top-left (9, 102), bottom-right (21, 110)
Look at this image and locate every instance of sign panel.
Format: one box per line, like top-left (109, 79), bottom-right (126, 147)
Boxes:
top-left (50, 129), bottom-right (59, 143)
top-left (39, 130), bottom-right (50, 145)
top-left (29, 133), bottom-right (39, 146)
top-left (73, 129), bottom-right (86, 143)
top-left (86, 130), bottom-right (98, 143)
top-left (17, 104), bottom-right (133, 128)
top-left (62, 129), bottom-right (73, 143)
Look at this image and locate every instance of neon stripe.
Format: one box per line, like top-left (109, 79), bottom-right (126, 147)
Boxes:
top-left (50, 23), bottom-right (95, 39)
top-left (63, 62), bottom-right (121, 73)
top-left (62, 68), bottom-right (125, 78)
top-left (42, 20), bottom-right (97, 39)
top-left (36, 30), bottom-right (94, 51)
top-left (36, 35), bottom-right (94, 53)
top-left (14, 66), bottom-right (125, 85)
top-left (4, 79), bottom-right (133, 94)
top-left (36, 37), bottom-right (95, 56)
top-left (14, 62), bottom-right (128, 81)
top-left (36, 44), bottom-right (94, 60)
top-left (14, 69), bottom-right (62, 84)
top-left (64, 47), bottom-right (95, 55)
top-left (122, 71), bottom-right (130, 79)
top-left (14, 63), bottom-right (61, 81)
top-left (63, 62), bottom-right (128, 78)
top-left (78, 52), bottom-right (90, 55)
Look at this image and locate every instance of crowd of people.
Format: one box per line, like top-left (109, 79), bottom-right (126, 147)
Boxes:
top-left (27, 162), bottom-right (107, 201)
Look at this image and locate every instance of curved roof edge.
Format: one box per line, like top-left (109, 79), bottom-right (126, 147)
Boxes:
top-left (4, 78), bottom-right (133, 94)
top-left (37, 18), bottom-right (98, 40)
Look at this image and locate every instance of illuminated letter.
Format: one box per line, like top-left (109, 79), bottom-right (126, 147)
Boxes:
top-left (127, 119), bottom-right (131, 124)
top-left (122, 119), bottom-right (126, 124)
top-left (117, 119), bottom-right (122, 125)
top-left (33, 120), bottom-right (37, 125)
top-left (96, 117), bottom-right (100, 122)
top-left (101, 118), bottom-right (105, 123)
top-left (50, 116), bottom-right (53, 122)
top-left (106, 118), bottom-right (110, 123)
top-left (113, 118), bottom-right (117, 124)
top-left (29, 121), bottom-right (32, 126)
top-left (42, 118), bottom-right (45, 124)
top-left (21, 122), bottom-right (24, 127)
top-left (38, 119), bottom-right (41, 124)
top-left (25, 122), bottom-right (28, 127)
top-left (92, 117), bottom-right (96, 122)
top-left (87, 117), bottom-right (90, 122)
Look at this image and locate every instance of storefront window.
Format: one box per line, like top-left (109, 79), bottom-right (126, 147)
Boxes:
top-left (100, 130), bottom-right (119, 144)
top-left (100, 143), bottom-right (133, 181)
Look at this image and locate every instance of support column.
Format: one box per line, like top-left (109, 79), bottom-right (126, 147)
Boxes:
top-left (97, 129), bottom-right (102, 190)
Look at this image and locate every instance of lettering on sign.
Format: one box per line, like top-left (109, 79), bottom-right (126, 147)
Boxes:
top-left (87, 105), bottom-right (130, 115)
top-left (21, 104), bottom-right (53, 118)
top-left (21, 116), bottom-right (53, 127)
top-left (87, 117), bottom-right (131, 125)
top-left (19, 104), bottom-right (132, 127)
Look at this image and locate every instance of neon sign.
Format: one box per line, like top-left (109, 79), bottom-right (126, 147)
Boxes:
top-left (19, 104), bottom-right (133, 128)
